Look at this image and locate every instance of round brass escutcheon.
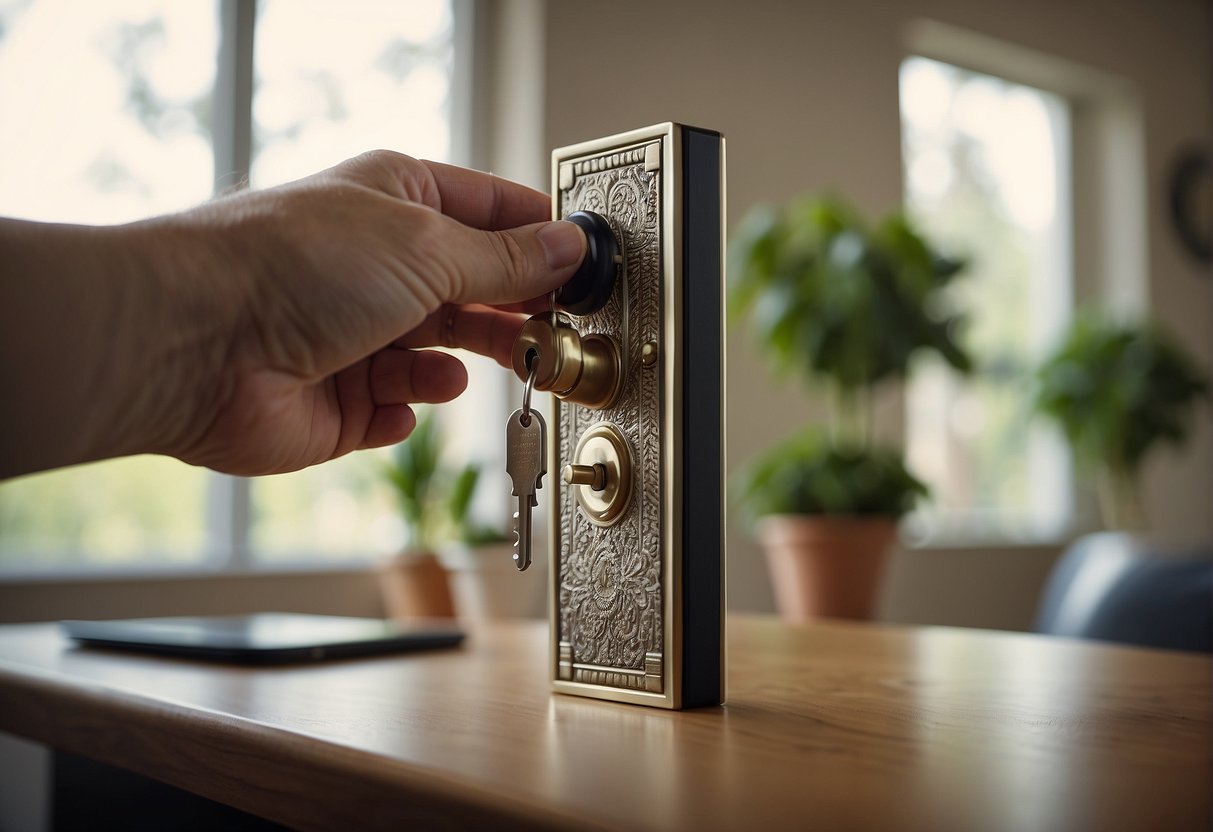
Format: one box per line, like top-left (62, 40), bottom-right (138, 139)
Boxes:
top-left (564, 422), bottom-right (632, 527)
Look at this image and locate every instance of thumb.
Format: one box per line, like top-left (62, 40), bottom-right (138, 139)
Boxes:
top-left (440, 219), bottom-right (587, 306)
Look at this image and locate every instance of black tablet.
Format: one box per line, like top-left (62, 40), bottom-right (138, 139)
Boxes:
top-left (61, 613), bottom-right (464, 664)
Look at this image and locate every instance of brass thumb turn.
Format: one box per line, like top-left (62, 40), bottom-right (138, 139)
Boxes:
top-left (563, 463), bottom-right (607, 491)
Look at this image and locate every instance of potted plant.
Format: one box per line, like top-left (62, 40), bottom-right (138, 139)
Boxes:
top-left (1033, 312), bottom-right (1209, 531)
top-left (729, 195), bottom-right (970, 620)
top-left (1030, 313), bottom-right (1209, 646)
top-left (437, 459), bottom-right (548, 623)
top-left (377, 412), bottom-right (457, 620)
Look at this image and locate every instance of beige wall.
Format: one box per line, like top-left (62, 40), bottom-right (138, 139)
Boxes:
top-left (543, 0), bottom-right (1213, 621)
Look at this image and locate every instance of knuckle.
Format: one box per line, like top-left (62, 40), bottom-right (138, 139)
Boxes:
top-left (408, 208), bottom-right (465, 302)
top-left (490, 231), bottom-right (533, 290)
top-left (354, 148), bottom-right (411, 171)
top-left (340, 149), bottom-right (424, 196)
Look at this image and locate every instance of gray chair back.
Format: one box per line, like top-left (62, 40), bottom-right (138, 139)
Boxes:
top-left (1035, 533), bottom-right (1212, 653)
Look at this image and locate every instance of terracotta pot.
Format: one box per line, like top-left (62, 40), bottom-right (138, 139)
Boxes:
top-left (758, 515), bottom-right (898, 622)
top-left (439, 542), bottom-right (548, 624)
top-left (376, 551), bottom-right (456, 620)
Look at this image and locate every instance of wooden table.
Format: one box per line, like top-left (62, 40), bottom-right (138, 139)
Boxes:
top-left (0, 616), bottom-right (1208, 831)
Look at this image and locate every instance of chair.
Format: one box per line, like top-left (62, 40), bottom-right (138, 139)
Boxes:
top-left (1034, 532), bottom-right (1213, 653)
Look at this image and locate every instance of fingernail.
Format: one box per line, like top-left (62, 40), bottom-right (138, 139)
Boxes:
top-left (537, 221), bottom-right (586, 270)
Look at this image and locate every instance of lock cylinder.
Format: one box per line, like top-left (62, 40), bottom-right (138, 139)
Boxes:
top-left (512, 316), bottom-right (622, 410)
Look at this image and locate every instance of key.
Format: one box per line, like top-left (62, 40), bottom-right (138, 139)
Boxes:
top-left (506, 408), bottom-right (546, 571)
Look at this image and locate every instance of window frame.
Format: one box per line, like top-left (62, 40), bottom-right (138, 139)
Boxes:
top-left (0, 0), bottom-right (479, 579)
top-left (900, 20), bottom-right (1148, 549)
top-left (214, 0), bottom-right (480, 573)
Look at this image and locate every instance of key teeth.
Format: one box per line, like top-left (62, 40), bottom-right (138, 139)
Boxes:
top-left (511, 510), bottom-right (528, 570)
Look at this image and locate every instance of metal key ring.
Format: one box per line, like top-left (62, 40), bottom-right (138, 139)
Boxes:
top-left (520, 361), bottom-right (538, 426)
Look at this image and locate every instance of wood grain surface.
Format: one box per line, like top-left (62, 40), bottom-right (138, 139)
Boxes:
top-left (0, 616), bottom-right (1208, 832)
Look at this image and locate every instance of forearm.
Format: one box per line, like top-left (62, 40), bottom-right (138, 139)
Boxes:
top-left (0, 216), bottom-right (237, 478)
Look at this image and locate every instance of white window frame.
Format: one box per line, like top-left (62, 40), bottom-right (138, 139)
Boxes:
top-left (901, 20), bottom-right (1148, 548)
top-left (0, 0), bottom-right (480, 579)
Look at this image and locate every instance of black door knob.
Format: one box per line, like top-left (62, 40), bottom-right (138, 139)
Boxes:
top-left (558, 210), bottom-right (619, 316)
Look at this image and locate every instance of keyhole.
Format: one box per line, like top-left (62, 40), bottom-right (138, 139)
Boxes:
top-left (524, 347), bottom-right (538, 372)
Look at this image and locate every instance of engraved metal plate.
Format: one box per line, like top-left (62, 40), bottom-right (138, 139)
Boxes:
top-left (549, 123), bottom-right (725, 709)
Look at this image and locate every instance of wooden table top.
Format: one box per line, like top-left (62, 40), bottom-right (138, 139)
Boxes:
top-left (0, 615), bottom-right (1208, 832)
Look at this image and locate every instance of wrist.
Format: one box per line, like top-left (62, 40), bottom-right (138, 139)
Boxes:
top-left (102, 214), bottom-right (250, 464)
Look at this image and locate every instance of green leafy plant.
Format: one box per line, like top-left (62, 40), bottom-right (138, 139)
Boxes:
top-left (383, 412), bottom-right (508, 551)
top-left (1034, 312), bottom-right (1209, 530)
top-left (729, 195), bottom-right (969, 518)
top-left (736, 433), bottom-right (927, 524)
top-left (446, 463), bottom-right (511, 546)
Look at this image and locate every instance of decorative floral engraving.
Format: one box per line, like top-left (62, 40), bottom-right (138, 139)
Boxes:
top-left (557, 150), bottom-right (663, 678)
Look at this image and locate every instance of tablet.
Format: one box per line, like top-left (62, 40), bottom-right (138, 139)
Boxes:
top-left (61, 613), bottom-right (465, 664)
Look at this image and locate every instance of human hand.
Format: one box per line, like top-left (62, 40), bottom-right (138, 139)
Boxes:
top-left (2, 151), bottom-right (584, 478)
top-left (147, 150), bottom-right (585, 476)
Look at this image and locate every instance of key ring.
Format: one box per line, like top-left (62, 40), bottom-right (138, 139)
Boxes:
top-left (520, 361), bottom-right (538, 426)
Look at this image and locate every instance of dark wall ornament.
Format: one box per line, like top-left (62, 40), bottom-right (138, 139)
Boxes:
top-left (1168, 145), bottom-right (1211, 268)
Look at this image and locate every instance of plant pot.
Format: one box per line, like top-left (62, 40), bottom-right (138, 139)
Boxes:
top-left (439, 542), bottom-right (547, 624)
top-left (376, 551), bottom-right (456, 620)
top-left (758, 515), bottom-right (898, 622)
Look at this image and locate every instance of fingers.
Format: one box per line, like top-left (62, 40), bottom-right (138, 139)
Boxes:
top-left (422, 160), bottom-right (551, 230)
top-left (330, 150), bottom-right (552, 230)
top-left (397, 304), bottom-right (527, 369)
top-left (360, 404), bottom-right (416, 450)
top-left (370, 348), bottom-right (468, 405)
top-left (338, 348), bottom-right (467, 453)
top-left (329, 150), bottom-right (585, 308)
top-left (435, 219), bottom-right (586, 307)
top-left (496, 293), bottom-right (559, 315)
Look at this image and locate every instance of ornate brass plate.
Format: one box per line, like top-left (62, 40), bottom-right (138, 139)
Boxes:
top-left (548, 123), bottom-right (724, 709)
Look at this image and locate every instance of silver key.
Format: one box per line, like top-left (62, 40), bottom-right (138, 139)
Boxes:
top-left (506, 408), bottom-right (546, 571)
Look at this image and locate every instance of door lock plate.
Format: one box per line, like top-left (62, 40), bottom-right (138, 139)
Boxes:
top-left (548, 123), bottom-right (725, 709)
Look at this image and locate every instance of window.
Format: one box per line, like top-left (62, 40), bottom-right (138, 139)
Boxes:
top-left (0, 0), bottom-right (466, 572)
top-left (248, 0), bottom-right (456, 563)
top-left (900, 56), bottom-right (1073, 543)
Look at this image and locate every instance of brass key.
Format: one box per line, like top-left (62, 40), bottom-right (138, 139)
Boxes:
top-left (505, 407), bottom-right (546, 572)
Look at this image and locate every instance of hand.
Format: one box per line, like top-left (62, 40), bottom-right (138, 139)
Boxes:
top-left (0, 151), bottom-right (586, 478)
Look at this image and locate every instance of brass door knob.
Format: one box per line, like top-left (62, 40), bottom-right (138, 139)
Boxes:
top-left (511, 316), bottom-right (622, 410)
top-left (565, 423), bottom-right (632, 527)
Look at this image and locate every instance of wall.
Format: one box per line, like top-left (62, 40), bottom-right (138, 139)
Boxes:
top-left (543, 0), bottom-right (1213, 624)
